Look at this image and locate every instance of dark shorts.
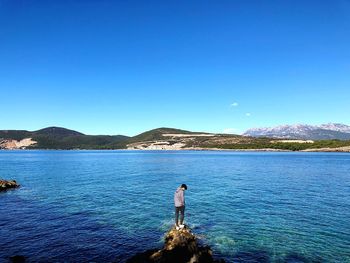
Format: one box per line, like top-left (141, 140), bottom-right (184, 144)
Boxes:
top-left (175, 205), bottom-right (185, 214)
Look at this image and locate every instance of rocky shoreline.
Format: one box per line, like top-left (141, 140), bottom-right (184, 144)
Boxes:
top-left (0, 138), bottom-right (37, 150)
top-left (127, 225), bottom-right (224, 263)
top-left (0, 179), bottom-right (20, 191)
top-left (1, 148), bottom-right (350, 152)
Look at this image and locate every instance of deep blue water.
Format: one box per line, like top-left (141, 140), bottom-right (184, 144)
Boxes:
top-left (1, 150), bottom-right (350, 263)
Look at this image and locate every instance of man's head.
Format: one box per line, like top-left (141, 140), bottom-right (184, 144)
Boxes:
top-left (181, 184), bottom-right (187, 190)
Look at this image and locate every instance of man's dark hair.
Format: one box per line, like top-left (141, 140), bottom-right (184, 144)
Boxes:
top-left (181, 184), bottom-right (187, 190)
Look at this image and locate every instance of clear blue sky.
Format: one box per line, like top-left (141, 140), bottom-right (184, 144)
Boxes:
top-left (1, 0), bottom-right (349, 136)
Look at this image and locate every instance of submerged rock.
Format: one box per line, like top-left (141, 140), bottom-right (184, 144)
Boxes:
top-left (0, 179), bottom-right (20, 191)
top-left (127, 225), bottom-right (224, 263)
top-left (10, 255), bottom-right (26, 263)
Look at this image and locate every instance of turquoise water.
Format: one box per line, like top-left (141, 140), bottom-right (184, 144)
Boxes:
top-left (1, 150), bottom-right (349, 262)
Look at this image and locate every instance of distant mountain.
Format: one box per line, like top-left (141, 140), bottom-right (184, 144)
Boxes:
top-left (243, 123), bottom-right (350, 140)
top-left (1, 125), bottom-right (350, 151)
top-left (318, 123), bottom-right (350, 133)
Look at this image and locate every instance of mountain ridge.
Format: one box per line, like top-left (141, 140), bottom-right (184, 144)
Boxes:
top-left (243, 123), bottom-right (350, 140)
top-left (1, 125), bottom-right (350, 151)
top-left (34, 126), bottom-right (85, 137)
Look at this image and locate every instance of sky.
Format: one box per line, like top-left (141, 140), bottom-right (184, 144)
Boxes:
top-left (1, 0), bottom-right (350, 136)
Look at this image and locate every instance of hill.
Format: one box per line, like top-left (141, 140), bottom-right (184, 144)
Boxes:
top-left (0, 127), bottom-right (129, 149)
top-left (0, 130), bottom-right (31, 140)
top-left (34, 126), bottom-right (85, 137)
top-left (125, 127), bottom-right (216, 150)
top-left (125, 127), bottom-right (350, 151)
top-left (125, 127), bottom-right (209, 144)
top-left (1, 126), bottom-right (350, 151)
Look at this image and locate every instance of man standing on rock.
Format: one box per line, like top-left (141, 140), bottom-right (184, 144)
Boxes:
top-left (174, 184), bottom-right (187, 230)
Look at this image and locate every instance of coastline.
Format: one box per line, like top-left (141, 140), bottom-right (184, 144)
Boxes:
top-left (1, 147), bottom-right (349, 152)
top-left (2, 127), bottom-right (350, 153)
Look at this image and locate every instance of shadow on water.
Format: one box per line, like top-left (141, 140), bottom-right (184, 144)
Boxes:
top-left (1, 195), bottom-right (325, 263)
top-left (1, 197), bottom-right (326, 263)
top-left (1, 194), bottom-right (159, 263)
top-left (222, 250), bottom-right (322, 263)
top-left (283, 253), bottom-right (322, 263)
top-left (229, 250), bottom-right (270, 263)
top-left (194, 219), bottom-right (325, 263)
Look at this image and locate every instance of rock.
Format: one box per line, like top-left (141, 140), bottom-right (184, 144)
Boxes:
top-left (0, 138), bottom-right (37, 150)
top-left (10, 255), bottom-right (26, 263)
top-left (126, 225), bottom-right (224, 263)
top-left (0, 179), bottom-right (20, 191)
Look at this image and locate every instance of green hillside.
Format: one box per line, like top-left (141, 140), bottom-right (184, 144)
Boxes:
top-left (0, 127), bottom-right (129, 149)
top-left (34, 127), bottom-right (85, 137)
top-left (0, 130), bottom-right (31, 140)
top-left (204, 138), bottom-right (350, 151)
top-left (1, 126), bottom-right (350, 151)
top-left (125, 127), bottom-right (196, 144)
top-left (30, 134), bottom-right (129, 149)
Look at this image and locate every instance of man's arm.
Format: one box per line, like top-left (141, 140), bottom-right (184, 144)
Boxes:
top-left (180, 190), bottom-right (185, 206)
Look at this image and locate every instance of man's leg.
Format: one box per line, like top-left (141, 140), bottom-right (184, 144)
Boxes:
top-left (175, 206), bottom-right (179, 226)
top-left (179, 206), bottom-right (185, 225)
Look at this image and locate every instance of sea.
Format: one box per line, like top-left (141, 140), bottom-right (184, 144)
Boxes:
top-left (1, 150), bottom-right (349, 263)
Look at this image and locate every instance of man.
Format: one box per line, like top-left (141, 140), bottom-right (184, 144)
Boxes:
top-left (174, 184), bottom-right (187, 230)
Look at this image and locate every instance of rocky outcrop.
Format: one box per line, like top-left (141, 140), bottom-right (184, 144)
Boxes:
top-left (0, 138), bottom-right (37, 149)
top-left (10, 255), bottom-right (26, 263)
top-left (302, 146), bottom-right (350, 152)
top-left (127, 141), bottom-right (187, 150)
top-left (127, 226), bottom-right (224, 263)
top-left (0, 179), bottom-right (20, 191)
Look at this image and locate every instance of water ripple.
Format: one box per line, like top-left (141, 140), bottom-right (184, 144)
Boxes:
top-left (1, 150), bottom-right (350, 262)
